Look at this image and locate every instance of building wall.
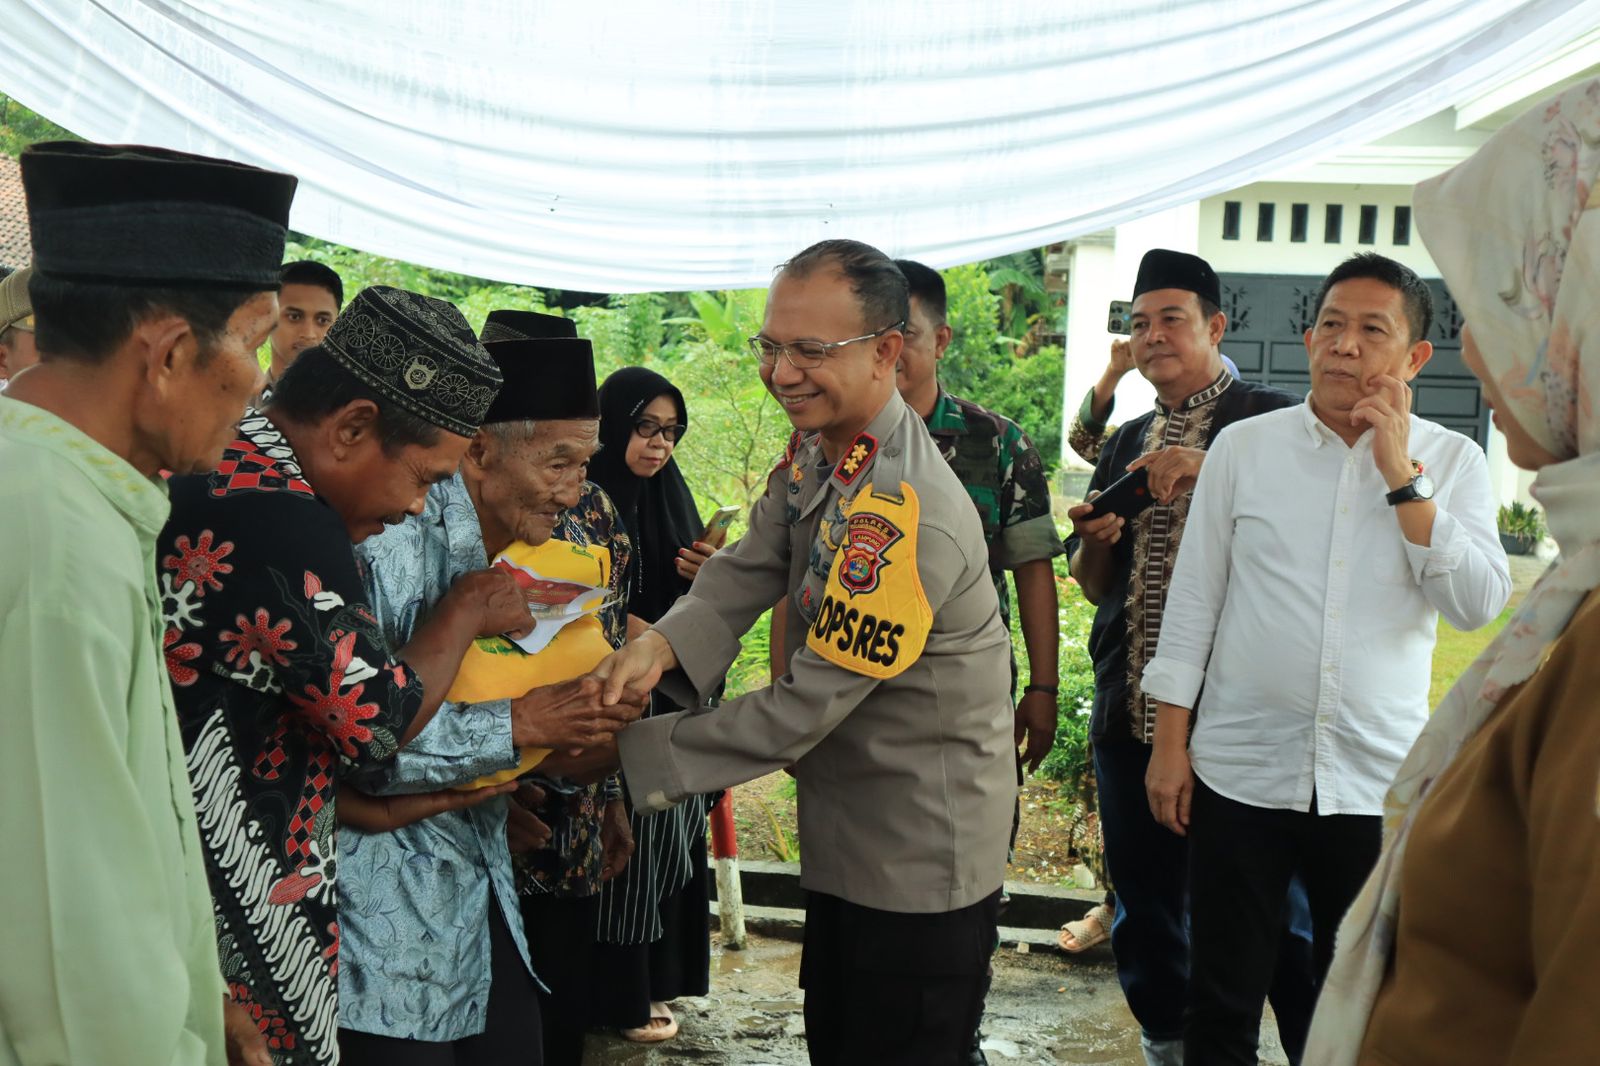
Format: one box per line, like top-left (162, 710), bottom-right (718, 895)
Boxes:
top-left (1197, 182), bottom-right (1440, 277)
top-left (1058, 181), bottom-right (1529, 514)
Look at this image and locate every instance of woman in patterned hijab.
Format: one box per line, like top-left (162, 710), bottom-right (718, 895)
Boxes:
top-left (1305, 79), bottom-right (1600, 1064)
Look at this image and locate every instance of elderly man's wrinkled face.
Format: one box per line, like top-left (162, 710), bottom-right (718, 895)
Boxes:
top-left (147, 291), bottom-right (276, 475)
top-left (470, 418), bottom-right (600, 548)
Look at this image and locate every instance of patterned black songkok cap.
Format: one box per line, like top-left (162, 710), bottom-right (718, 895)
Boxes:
top-left (322, 286), bottom-right (502, 437)
top-left (1132, 248), bottom-right (1221, 309)
top-left (22, 141), bottom-right (296, 289)
top-left (481, 309), bottom-right (598, 423)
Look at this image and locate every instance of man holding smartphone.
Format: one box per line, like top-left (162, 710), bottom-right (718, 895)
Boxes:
top-left (1065, 249), bottom-right (1308, 1066)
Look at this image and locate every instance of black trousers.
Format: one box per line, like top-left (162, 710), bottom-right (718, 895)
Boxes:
top-left (1185, 779), bottom-right (1382, 1066)
top-left (338, 906), bottom-right (541, 1066)
top-left (800, 889), bottom-right (1000, 1066)
top-left (520, 892), bottom-right (601, 1066)
top-left (1096, 738), bottom-right (1316, 1052)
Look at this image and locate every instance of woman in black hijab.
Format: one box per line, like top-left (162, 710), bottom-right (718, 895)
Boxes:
top-left (587, 366), bottom-right (718, 1043)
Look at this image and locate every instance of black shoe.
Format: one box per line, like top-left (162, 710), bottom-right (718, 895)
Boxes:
top-left (966, 1030), bottom-right (988, 1066)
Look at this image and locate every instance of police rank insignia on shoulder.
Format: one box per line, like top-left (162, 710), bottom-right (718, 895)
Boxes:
top-left (805, 481), bottom-right (933, 679)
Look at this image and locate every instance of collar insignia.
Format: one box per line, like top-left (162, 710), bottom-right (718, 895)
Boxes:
top-left (838, 432), bottom-right (877, 485)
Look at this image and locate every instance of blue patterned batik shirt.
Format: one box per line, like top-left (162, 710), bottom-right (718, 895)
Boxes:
top-left (338, 474), bottom-right (534, 1042)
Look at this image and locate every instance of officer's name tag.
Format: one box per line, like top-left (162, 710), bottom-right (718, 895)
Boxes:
top-left (806, 481), bottom-right (933, 679)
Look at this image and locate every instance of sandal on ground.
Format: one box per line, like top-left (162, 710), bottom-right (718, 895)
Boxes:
top-left (1057, 902), bottom-right (1113, 953)
top-left (621, 1001), bottom-right (679, 1043)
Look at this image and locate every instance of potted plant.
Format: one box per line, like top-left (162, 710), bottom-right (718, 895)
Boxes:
top-left (1497, 500), bottom-right (1545, 556)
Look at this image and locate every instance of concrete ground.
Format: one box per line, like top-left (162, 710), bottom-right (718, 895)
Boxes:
top-left (581, 930), bottom-right (1291, 1065)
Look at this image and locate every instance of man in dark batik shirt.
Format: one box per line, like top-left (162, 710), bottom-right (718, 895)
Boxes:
top-left (1063, 250), bottom-right (1311, 1066)
top-left (1067, 338), bottom-right (1241, 467)
top-left (160, 286), bottom-right (532, 1066)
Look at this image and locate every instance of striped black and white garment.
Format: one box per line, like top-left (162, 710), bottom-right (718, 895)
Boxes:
top-left (595, 692), bottom-right (709, 945)
top-left (588, 693), bottom-right (714, 1029)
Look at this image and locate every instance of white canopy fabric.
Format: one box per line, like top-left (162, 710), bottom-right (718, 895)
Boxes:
top-left (7, 1), bottom-right (1597, 291)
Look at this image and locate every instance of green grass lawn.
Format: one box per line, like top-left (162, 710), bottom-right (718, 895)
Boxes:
top-left (1430, 607), bottom-right (1513, 707)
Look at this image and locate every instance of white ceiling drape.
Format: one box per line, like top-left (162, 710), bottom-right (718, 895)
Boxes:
top-left (7, 1), bottom-right (1597, 291)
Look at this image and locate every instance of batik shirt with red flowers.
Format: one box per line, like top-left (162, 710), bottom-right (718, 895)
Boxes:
top-left (158, 413), bottom-right (425, 1066)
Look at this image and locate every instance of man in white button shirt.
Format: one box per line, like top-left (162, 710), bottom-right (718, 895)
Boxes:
top-left (1141, 252), bottom-right (1511, 1066)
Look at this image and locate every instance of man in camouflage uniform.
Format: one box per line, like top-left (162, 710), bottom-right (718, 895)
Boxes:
top-left (895, 259), bottom-right (1064, 1066)
top-left (895, 261), bottom-right (1063, 744)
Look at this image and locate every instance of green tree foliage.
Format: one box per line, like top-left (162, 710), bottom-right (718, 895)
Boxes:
top-left (281, 238), bottom-right (550, 332)
top-left (985, 248), bottom-right (1049, 343)
top-left (0, 95), bottom-right (77, 156)
top-left (670, 337), bottom-right (791, 516)
top-left (666, 288), bottom-right (767, 351)
top-left (976, 345), bottom-right (1065, 469)
top-left (665, 289), bottom-right (785, 515)
top-left (938, 262), bottom-right (1064, 471)
top-left (294, 240), bottom-right (1065, 489)
top-left (572, 292), bottom-right (667, 376)
top-left (940, 263), bottom-right (1004, 394)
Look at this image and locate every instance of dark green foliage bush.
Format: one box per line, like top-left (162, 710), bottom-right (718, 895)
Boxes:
top-left (1019, 556), bottom-right (1098, 789)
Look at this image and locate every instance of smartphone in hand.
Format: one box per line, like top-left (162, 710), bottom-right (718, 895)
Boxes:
top-left (699, 505), bottom-right (741, 548)
top-left (1107, 299), bottom-right (1134, 335)
top-left (1085, 467), bottom-right (1155, 521)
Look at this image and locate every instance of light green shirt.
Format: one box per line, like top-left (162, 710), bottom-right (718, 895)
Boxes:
top-left (0, 396), bottom-right (226, 1066)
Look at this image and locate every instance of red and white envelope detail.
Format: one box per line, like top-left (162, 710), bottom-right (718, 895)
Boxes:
top-left (492, 555), bottom-right (612, 655)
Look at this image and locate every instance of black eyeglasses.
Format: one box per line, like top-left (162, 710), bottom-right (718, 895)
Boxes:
top-left (632, 417), bottom-right (686, 443)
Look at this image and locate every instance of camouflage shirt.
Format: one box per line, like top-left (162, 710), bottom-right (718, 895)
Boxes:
top-left (923, 390), bottom-right (1063, 629)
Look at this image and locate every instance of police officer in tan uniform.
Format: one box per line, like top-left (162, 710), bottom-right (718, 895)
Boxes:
top-left (594, 239), bottom-right (1016, 1065)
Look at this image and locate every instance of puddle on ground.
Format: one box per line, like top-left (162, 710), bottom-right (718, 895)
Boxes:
top-left (585, 933), bottom-right (1287, 1065)
top-left (1042, 1017), bottom-right (1142, 1063)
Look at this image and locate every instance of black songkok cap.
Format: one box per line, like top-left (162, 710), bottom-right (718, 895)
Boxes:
top-left (480, 308), bottom-right (579, 344)
top-left (481, 309), bottom-right (599, 423)
top-left (322, 286), bottom-right (502, 437)
top-left (1132, 248), bottom-right (1221, 309)
top-left (21, 141), bottom-right (296, 289)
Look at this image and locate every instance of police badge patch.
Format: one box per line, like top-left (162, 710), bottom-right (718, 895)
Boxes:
top-left (806, 481), bottom-right (933, 680)
top-left (839, 512), bottom-right (904, 595)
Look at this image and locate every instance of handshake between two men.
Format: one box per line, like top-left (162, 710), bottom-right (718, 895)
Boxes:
top-left (340, 563), bottom-right (653, 840)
